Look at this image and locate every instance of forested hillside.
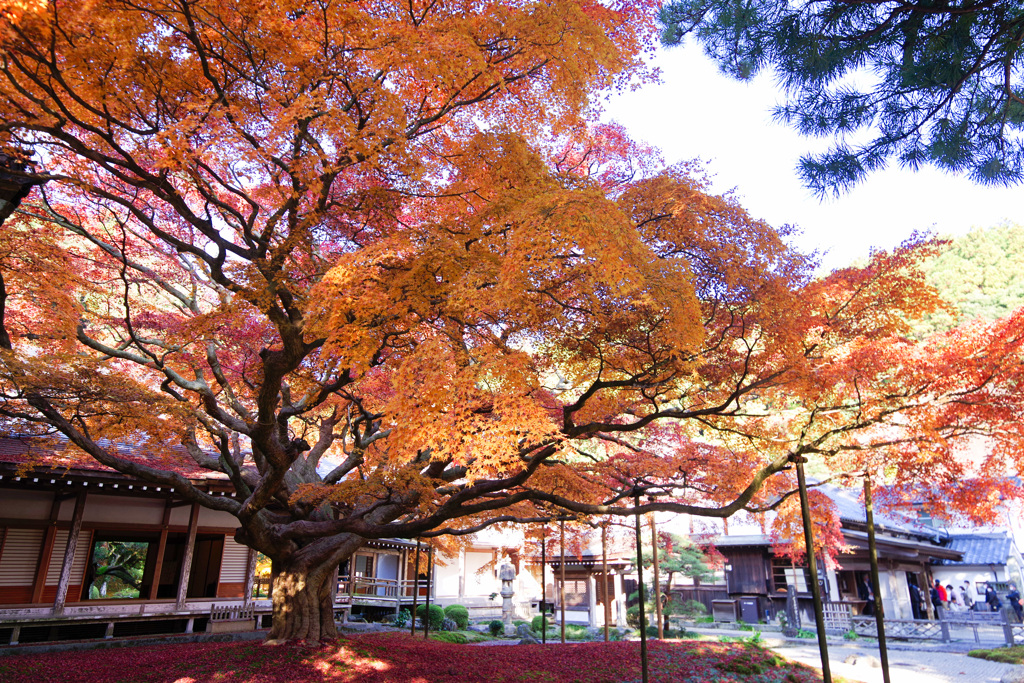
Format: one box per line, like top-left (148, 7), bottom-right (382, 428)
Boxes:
top-left (915, 223), bottom-right (1024, 334)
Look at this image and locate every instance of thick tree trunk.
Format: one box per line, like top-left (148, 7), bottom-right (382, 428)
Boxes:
top-left (267, 554), bottom-right (339, 643)
top-left (256, 531), bottom-right (370, 643)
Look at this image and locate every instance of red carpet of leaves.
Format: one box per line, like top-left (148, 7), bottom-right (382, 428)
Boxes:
top-left (0, 632), bottom-right (829, 682)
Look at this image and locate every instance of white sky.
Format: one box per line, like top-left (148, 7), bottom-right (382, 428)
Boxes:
top-left (603, 42), bottom-right (1024, 274)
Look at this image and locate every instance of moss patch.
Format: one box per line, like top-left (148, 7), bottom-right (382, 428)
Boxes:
top-left (968, 646), bottom-right (1024, 664)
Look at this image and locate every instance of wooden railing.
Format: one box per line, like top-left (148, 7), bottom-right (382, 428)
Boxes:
top-left (335, 576), bottom-right (427, 603)
top-left (852, 610), bottom-right (1015, 645)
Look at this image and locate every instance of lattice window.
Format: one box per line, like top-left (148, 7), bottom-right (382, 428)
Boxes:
top-left (560, 578), bottom-right (589, 607)
top-left (594, 573), bottom-right (614, 605)
top-left (771, 558), bottom-right (812, 593)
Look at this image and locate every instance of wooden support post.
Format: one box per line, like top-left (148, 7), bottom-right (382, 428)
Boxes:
top-left (634, 492), bottom-right (649, 683)
top-left (53, 492), bottom-right (87, 614)
top-left (9, 625), bottom-right (20, 645)
top-left (104, 622), bottom-right (115, 639)
top-left (796, 458), bottom-right (831, 683)
top-left (650, 514), bottom-right (663, 639)
top-left (541, 530), bottom-right (547, 644)
top-left (31, 492), bottom-right (62, 604)
top-left (864, 475), bottom-right (891, 683)
top-left (424, 545), bottom-right (434, 640)
top-left (560, 519), bottom-right (566, 644)
top-left (602, 523), bottom-right (610, 642)
top-left (243, 547), bottom-right (258, 605)
top-left (176, 502), bottom-right (200, 610)
top-left (147, 498), bottom-right (172, 601)
top-left (411, 539), bottom-right (421, 636)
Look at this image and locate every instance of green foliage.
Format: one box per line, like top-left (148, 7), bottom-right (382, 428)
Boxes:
top-left (429, 631), bottom-right (468, 644)
top-left (638, 533), bottom-right (716, 585)
top-left (530, 614), bottom-right (548, 633)
top-left (87, 541), bottom-right (148, 600)
top-left (843, 629), bottom-right (859, 641)
top-left (488, 619), bottom-right (505, 637)
top-left (915, 223), bottom-right (1024, 335)
top-left (677, 599), bottom-right (708, 619)
top-left (968, 646), bottom-right (1024, 665)
top-left (393, 609), bottom-right (411, 629)
top-left (443, 604), bottom-right (469, 630)
top-left (565, 624), bottom-right (590, 641)
top-left (660, 1), bottom-right (1024, 194)
top-left (796, 629), bottom-right (816, 639)
top-left (415, 604), bottom-right (445, 630)
top-left (719, 650), bottom-right (776, 675)
top-left (626, 605), bottom-right (650, 629)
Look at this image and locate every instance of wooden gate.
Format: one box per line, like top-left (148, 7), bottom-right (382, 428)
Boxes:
top-left (821, 601), bottom-right (852, 634)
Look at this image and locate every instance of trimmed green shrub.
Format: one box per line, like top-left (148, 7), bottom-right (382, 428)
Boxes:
top-left (415, 604), bottom-right (445, 630)
top-left (430, 631), bottom-right (468, 644)
top-left (678, 599), bottom-right (707, 618)
top-left (531, 614), bottom-right (551, 633)
top-left (444, 604), bottom-right (469, 630)
top-left (489, 619), bottom-right (504, 637)
top-left (626, 605), bottom-right (650, 628)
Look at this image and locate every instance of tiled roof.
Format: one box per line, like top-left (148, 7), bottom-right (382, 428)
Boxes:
top-left (0, 434), bottom-right (227, 480)
top-left (819, 484), bottom-right (940, 539)
top-left (940, 534), bottom-right (1012, 566)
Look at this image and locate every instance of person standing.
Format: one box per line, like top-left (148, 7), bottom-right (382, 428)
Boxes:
top-left (960, 581), bottom-right (974, 611)
top-left (908, 582), bottom-right (923, 620)
top-left (930, 580), bottom-right (943, 618)
top-left (946, 584), bottom-right (963, 611)
top-left (985, 583), bottom-right (1002, 612)
top-left (1007, 584), bottom-right (1023, 622)
top-left (858, 575), bottom-right (875, 616)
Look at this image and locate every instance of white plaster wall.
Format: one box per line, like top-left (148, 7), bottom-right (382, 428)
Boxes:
top-left (0, 489), bottom-right (53, 520)
top-left (433, 551), bottom-right (461, 598)
top-left (933, 567), bottom-right (1003, 601)
top-left (464, 550), bottom-right (498, 600)
top-left (197, 505), bottom-right (239, 527)
top-left (81, 494), bottom-right (164, 525)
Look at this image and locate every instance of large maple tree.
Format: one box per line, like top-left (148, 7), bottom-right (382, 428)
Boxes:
top-left (1, 0), bottom-right (1023, 643)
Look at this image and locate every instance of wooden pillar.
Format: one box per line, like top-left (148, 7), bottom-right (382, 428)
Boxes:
top-left (602, 524), bottom-right (611, 641)
top-left (424, 545), bottom-right (434, 640)
top-left (176, 502), bottom-right (200, 610)
top-left (243, 547), bottom-right (258, 605)
top-left (53, 492), bottom-right (87, 614)
top-left (147, 498), bottom-right (172, 601)
top-left (864, 474), bottom-right (892, 683)
top-left (560, 520), bottom-right (566, 644)
top-left (31, 492), bottom-right (62, 604)
top-left (411, 539), bottom-right (421, 636)
top-left (650, 514), bottom-right (663, 638)
top-left (634, 492), bottom-right (649, 683)
top-left (796, 458), bottom-right (831, 683)
top-left (540, 530), bottom-right (547, 644)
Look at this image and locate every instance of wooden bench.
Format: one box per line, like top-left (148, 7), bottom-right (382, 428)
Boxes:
top-left (207, 603), bottom-right (257, 633)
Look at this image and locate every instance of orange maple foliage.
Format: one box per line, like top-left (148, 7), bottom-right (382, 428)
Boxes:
top-left (1, 0), bottom-right (1023, 643)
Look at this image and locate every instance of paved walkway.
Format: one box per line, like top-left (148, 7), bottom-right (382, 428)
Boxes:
top-left (679, 624), bottom-right (1023, 683)
top-left (769, 640), bottom-right (1020, 683)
